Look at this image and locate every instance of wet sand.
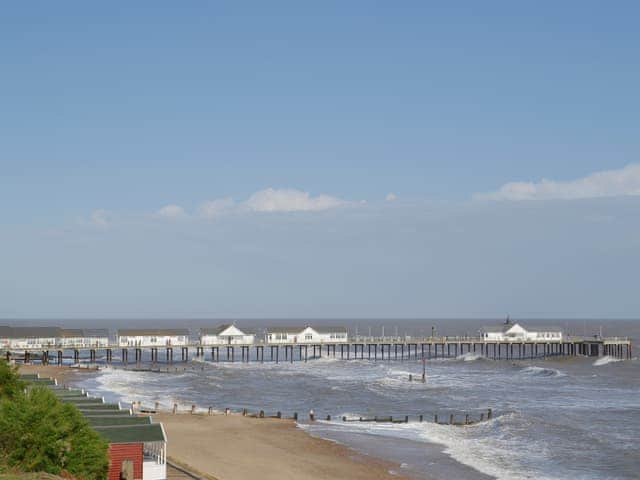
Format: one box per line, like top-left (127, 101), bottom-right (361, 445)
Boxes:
top-left (153, 412), bottom-right (411, 480)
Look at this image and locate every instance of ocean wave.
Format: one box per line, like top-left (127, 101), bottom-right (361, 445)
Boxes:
top-left (305, 413), bottom-right (551, 480)
top-left (456, 352), bottom-right (485, 362)
top-left (592, 356), bottom-right (624, 366)
top-left (520, 366), bottom-right (565, 377)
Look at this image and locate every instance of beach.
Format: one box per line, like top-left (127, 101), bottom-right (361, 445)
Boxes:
top-left (18, 365), bottom-right (408, 480)
top-left (153, 412), bottom-right (407, 480)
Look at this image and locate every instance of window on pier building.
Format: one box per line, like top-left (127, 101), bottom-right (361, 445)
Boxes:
top-left (305, 334), bottom-right (313, 340)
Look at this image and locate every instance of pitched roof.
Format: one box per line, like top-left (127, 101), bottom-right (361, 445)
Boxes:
top-left (482, 322), bottom-right (563, 333)
top-left (83, 328), bottom-right (110, 337)
top-left (1, 326), bottom-right (61, 338)
top-left (200, 324), bottom-right (255, 335)
top-left (60, 329), bottom-right (84, 337)
top-left (118, 328), bottom-right (189, 336)
top-left (60, 328), bottom-right (110, 338)
top-left (266, 326), bottom-right (307, 334)
top-left (315, 326), bottom-right (347, 334)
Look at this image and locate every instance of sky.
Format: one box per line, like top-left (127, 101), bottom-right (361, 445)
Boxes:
top-left (1, 2), bottom-right (639, 319)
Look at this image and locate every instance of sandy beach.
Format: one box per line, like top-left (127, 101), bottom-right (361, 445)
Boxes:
top-left (16, 365), bottom-right (409, 480)
top-left (153, 412), bottom-right (408, 480)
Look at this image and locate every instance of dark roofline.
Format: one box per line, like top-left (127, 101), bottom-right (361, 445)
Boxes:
top-left (118, 329), bottom-right (189, 336)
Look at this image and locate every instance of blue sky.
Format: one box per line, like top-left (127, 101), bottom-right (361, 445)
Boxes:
top-left (1, 2), bottom-right (639, 318)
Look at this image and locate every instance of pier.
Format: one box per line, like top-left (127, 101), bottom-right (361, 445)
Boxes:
top-left (3, 336), bottom-right (632, 366)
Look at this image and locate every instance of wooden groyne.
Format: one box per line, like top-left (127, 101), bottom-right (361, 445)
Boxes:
top-left (144, 402), bottom-right (494, 427)
top-left (4, 336), bottom-right (632, 366)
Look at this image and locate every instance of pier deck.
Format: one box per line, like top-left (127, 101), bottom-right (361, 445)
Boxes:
top-left (2, 336), bottom-right (632, 365)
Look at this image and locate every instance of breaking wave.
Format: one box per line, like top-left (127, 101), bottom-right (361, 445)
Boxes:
top-left (456, 352), bottom-right (485, 362)
top-left (593, 356), bottom-right (624, 366)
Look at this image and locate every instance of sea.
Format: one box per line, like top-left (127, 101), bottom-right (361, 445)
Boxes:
top-left (64, 318), bottom-right (639, 480)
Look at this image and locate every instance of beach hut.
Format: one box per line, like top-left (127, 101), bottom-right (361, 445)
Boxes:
top-left (265, 326), bottom-right (348, 344)
top-left (117, 329), bottom-right (189, 347)
top-left (481, 321), bottom-right (563, 342)
top-left (200, 324), bottom-right (255, 345)
top-left (20, 375), bottom-right (167, 480)
top-left (95, 423), bottom-right (167, 480)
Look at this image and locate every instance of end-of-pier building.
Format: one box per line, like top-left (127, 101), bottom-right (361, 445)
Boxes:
top-left (59, 328), bottom-right (111, 348)
top-left (118, 329), bottom-right (190, 347)
top-left (0, 326), bottom-right (60, 349)
top-left (481, 322), bottom-right (563, 342)
top-left (265, 326), bottom-right (348, 344)
top-left (200, 324), bottom-right (255, 345)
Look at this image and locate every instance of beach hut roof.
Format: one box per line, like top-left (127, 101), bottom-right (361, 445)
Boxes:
top-left (78, 409), bottom-right (132, 415)
top-left (94, 424), bottom-right (166, 444)
top-left (86, 416), bottom-right (152, 427)
top-left (118, 328), bottom-right (189, 336)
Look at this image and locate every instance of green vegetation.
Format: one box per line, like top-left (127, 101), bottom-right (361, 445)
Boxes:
top-left (0, 361), bottom-right (109, 480)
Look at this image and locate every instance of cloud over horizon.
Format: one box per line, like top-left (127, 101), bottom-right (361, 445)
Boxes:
top-left (89, 209), bottom-right (111, 228)
top-left (244, 188), bottom-right (346, 213)
top-left (157, 204), bottom-right (186, 218)
top-left (476, 164), bottom-right (640, 201)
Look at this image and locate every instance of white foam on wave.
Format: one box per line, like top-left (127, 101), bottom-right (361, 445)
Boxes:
top-left (307, 415), bottom-right (554, 480)
top-left (593, 356), bottom-right (624, 366)
top-left (79, 367), bottom-right (188, 410)
top-left (456, 352), bottom-right (485, 362)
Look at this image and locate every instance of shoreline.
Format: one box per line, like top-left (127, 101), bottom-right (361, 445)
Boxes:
top-left (17, 364), bottom-right (411, 480)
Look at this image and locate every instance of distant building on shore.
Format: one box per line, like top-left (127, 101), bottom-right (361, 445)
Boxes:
top-left (481, 321), bottom-right (563, 342)
top-left (200, 324), bottom-right (255, 345)
top-left (265, 326), bottom-right (348, 344)
top-left (117, 329), bottom-right (189, 347)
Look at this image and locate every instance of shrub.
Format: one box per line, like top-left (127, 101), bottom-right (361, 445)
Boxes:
top-left (0, 361), bottom-right (23, 400)
top-left (0, 362), bottom-right (109, 480)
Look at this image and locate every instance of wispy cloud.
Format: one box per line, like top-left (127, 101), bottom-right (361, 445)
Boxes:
top-left (243, 188), bottom-right (346, 212)
top-left (385, 192), bottom-right (397, 202)
top-left (156, 204), bottom-right (186, 218)
top-left (476, 164), bottom-right (640, 201)
top-left (198, 197), bottom-right (235, 219)
top-left (89, 209), bottom-right (111, 228)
